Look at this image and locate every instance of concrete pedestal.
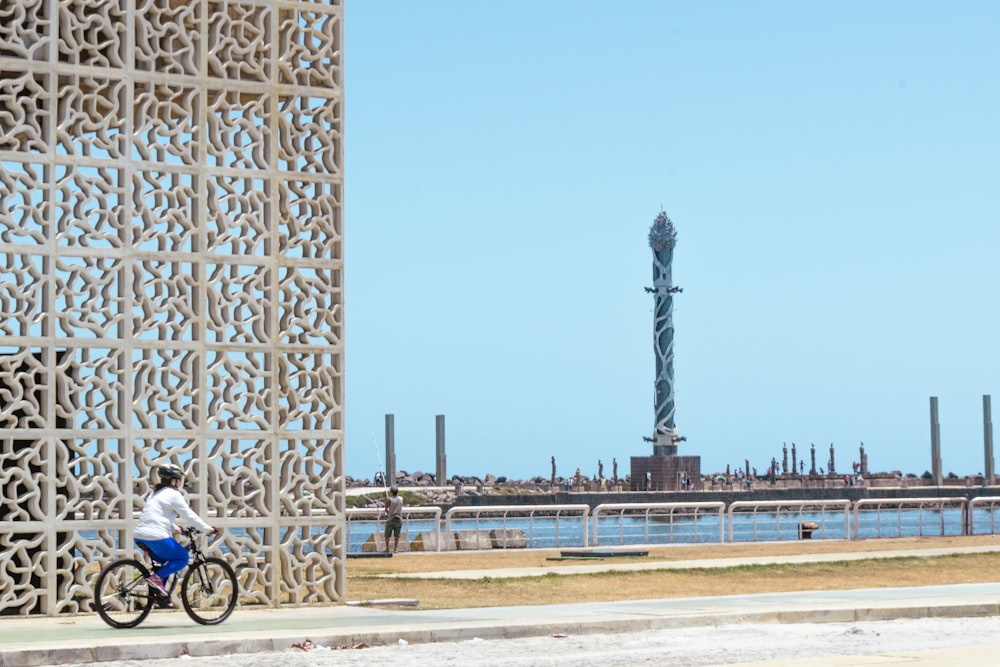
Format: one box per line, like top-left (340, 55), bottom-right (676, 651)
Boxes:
top-left (630, 455), bottom-right (702, 491)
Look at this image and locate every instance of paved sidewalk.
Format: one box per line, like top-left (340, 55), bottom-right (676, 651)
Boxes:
top-left (3, 548), bottom-right (1000, 666)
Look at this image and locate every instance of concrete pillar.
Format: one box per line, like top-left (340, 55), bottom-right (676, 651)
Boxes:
top-left (929, 397), bottom-right (942, 486)
top-left (435, 414), bottom-right (446, 486)
top-left (385, 413), bottom-right (396, 486)
top-left (985, 395), bottom-right (994, 485)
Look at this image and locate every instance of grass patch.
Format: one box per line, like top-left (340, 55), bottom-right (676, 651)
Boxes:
top-left (347, 536), bottom-right (1000, 610)
top-left (346, 489), bottom-right (426, 508)
top-left (346, 495), bottom-right (373, 509)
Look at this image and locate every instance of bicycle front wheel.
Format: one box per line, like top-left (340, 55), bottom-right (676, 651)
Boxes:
top-left (180, 557), bottom-right (238, 625)
top-left (94, 559), bottom-right (154, 629)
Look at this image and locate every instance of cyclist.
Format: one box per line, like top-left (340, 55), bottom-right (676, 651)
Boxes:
top-left (135, 463), bottom-right (217, 599)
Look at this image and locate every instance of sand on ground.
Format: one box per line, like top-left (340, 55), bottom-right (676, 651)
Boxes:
top-left (66, 616), bottom-right (1000, 667)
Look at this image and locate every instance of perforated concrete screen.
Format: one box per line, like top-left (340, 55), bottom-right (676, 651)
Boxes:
top-left (0, 0), bottom-right (345, 615)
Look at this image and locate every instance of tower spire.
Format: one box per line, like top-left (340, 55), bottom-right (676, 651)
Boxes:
top-left (648, 211), bottom-right (683, 455)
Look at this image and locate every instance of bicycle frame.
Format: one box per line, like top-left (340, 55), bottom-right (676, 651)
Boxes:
top-left (97, 526), bottom-right (238, 628)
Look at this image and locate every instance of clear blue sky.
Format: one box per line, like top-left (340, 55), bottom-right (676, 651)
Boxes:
top-left (342, 1), bottom-right (1000, 482)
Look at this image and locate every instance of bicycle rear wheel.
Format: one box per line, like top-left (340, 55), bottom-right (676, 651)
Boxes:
top-left (94, 559), bottom-right (155, 628)
top-left (180, 557), bottom-right (238, 625)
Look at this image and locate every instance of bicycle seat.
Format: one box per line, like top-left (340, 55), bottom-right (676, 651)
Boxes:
top-left (134, 542), bottom-right (165, 566)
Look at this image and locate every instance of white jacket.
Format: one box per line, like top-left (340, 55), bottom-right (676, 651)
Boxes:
top-left (135, 486), bottom-right (213, 541)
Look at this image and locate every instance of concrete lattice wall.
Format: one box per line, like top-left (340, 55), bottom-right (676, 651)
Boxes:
top-left (0, 0), bottom-right (344, 615)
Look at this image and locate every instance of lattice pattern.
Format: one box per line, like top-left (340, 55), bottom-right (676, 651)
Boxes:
top-left (0, 0), bottom-right (344, 616)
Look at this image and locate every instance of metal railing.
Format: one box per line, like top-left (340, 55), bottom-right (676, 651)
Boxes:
top-left (852, 497), bottom-right (967, 538)
top-left (590, 502), bottom-right (726, 546)
top-left (728, 500), bottom-right (851, 542)
top-left (968, 497), bottom-right (1000, 534)
top-left (443, 504), bottom-right (591, 549)
top-left (341, 497), bottom-right (999, 553)
top-left (346, 506), bottom-right (443, 551)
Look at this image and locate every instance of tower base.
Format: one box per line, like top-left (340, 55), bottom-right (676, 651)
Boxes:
top-left (631, 455), bottom-right (702, 491)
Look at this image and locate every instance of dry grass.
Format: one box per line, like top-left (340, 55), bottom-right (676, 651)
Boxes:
top-left (347, 535), bottom-right (1000, 610)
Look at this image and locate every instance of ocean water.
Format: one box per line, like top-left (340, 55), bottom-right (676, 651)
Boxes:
top-left (77, 506), bottom-right (992, 554)
top-left (345, 506), bottom-right (978, 552)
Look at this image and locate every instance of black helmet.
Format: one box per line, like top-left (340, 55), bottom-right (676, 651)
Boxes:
top-left (158, 463), bottom-right (184, 482)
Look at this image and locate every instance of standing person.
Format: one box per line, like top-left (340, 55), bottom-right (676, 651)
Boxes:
top-left (383, 485), bottom-right (404, 554)
top-left (134, 463), bottom-right (217, 600)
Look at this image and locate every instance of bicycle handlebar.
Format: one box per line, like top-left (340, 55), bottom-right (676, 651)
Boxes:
top-left (180, 526), bottom-right (217, 538)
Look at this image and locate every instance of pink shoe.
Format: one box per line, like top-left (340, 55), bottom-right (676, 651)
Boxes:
top-left (146, 574), bottom-right (169, 597)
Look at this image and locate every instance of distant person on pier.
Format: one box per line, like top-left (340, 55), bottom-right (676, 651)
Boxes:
top-left (383, 485), bottom-right (404, 554)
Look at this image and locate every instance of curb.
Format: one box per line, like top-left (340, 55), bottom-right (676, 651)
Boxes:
top-left (5, 599), bottom-right (999, 667)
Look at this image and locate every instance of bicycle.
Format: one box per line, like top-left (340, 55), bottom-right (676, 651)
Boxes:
top-left (94, 527), bottom-right (238, 628)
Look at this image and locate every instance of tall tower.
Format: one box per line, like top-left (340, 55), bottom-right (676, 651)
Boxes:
top-left (649, 211), bottom-right (681, 455)
top-left (631, 210), bottom-right (701, 491)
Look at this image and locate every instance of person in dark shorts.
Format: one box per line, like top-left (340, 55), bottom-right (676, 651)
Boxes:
top-left (383, 485), bottom-right (403, 553)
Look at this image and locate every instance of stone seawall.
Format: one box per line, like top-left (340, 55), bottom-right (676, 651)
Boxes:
top-left (447, 485), bottom-right (1000, 511)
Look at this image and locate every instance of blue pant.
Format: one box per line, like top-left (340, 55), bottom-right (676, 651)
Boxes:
top-left (138, 538), bottom-right (189, 580)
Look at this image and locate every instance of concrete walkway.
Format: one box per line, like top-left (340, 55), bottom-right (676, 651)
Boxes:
top-left (3, 548), bottom-right (999, 666)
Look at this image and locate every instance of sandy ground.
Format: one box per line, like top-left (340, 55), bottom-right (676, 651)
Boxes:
top-left (66, 617), bottom-right (1000, 667)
